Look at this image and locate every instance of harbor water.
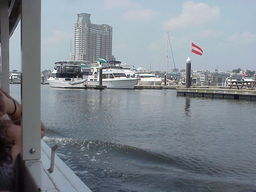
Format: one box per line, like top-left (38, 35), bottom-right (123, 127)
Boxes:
top-left (11, 85), bottom-right (256, 192)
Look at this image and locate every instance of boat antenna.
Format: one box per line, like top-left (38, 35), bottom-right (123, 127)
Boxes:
top-left (167, 32), bottom-right (176, 69)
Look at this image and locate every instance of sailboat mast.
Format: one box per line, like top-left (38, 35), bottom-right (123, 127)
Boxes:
top-left (69, 39), bottom-right (73, 60)
top-left (167, 32), bottom-right (176, 69)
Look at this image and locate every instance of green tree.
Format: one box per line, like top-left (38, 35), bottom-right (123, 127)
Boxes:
top-left (232, 68), bottom-right (241, 73)
top-left (246, 70), bottom-right (255, 77)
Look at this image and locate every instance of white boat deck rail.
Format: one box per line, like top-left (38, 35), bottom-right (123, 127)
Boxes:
top-left (0, 0), bottom-right (91, 191)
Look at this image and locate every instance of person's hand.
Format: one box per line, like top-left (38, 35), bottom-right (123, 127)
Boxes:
top-left (0, 89), bottom-right (16, 117)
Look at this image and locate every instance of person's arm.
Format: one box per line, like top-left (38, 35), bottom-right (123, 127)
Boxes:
top-left (41, 121), bottom-right (46, 138)
top-left (8, 100), bottom-right (22, 125)
top-left (0, 88), bottom-right (17, 118)
top-left (1, 88), bottom-right (46, 138)
top-left (7, 123), bottom-right (22, 163)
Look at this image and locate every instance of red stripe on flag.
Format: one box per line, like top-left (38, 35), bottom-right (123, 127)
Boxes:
top-left (192, 43), bottom-right (203, 53)
top-left (192, 49), bottom-right (202, 56)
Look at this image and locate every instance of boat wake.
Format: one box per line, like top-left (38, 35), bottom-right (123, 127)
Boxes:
top-left (43, 136), bottom-right (256, 192)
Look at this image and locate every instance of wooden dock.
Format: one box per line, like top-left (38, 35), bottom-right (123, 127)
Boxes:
top-left (134, 85), bottom-right (176, 89)
top-left (176, 87), bottom-right (256, 101)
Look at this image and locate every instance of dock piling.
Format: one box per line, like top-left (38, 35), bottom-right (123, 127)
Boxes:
top-left (186, 57), bottom-right (191, 88)
top-left (99, 68), bottom-right (103, 86)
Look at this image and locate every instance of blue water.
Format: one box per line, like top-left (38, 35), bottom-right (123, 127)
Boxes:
top-left (11, 85), bottom-right (256, 192)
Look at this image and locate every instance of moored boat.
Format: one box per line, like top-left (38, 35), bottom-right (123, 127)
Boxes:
top-left (136, 73), bottom-right (162, 85)
top-left (86, 66), bottom-right (138, 89)
top-left (48, 60), bottom-right (86, 88)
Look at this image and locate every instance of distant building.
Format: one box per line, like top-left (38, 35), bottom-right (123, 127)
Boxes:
top-left (211, 72), bottom-right (229, 86)
top-left (191, 70), bottom-right (229, 86)
top-left (73, 13), bottom-right (114, 62)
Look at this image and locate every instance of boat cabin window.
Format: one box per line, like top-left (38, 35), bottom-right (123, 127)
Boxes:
top-left (113, 73), bottom-right (126, 77)
top-left (109, 74), bottom-right (114, 78)
top-left (81, 69), bottom-right (92, 75)
top-left (102, 74), bottom-right (114, 79)
top-left (139, 74), bottom-right (155, 78)
top-left (126, 74), bottom-right (135, 78)
top-left (56, 65), bottom-right (82, 78)
top-left (102, 74), bottom-right (107, 79)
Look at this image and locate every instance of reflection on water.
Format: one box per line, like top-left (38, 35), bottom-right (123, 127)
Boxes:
top-left (184, 97), bottom-right (191, 116)
top-left (10, 85), bottom-right (256, 192)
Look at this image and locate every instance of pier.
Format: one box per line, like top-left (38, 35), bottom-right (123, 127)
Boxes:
top-left (176, 87), bottom-right (256, 101)
top-left (85, 85), bottom-right (106, 89)
top-left (134, 85), bottom-right (176, 89)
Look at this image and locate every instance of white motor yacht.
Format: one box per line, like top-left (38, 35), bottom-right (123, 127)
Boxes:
top-left (86, 66), bottom-right (138, 89)
top-left (136, 73), bottom-right (162, 85)
top-left (48, 61), bottom-right (86, 88)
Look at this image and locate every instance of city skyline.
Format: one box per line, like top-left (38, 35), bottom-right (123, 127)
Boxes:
top-left (9, 0), bottom-right (256, 71)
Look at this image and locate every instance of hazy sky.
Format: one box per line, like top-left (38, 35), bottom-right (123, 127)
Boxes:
top-left (10, 0), bottom-right (256, 71)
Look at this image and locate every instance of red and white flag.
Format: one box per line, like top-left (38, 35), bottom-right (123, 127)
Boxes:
top-left (192, 43), bottom-right (203, 56)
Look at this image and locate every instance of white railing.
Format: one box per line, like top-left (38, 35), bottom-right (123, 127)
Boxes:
top-left (1, 0), bottom-right (92, 191)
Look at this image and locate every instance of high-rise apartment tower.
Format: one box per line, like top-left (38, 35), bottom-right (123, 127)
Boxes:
top-left (73, 13), bottom-right (113, 62)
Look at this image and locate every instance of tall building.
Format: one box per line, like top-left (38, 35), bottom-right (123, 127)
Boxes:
top-left (73, 13), bottom-right (114, 62)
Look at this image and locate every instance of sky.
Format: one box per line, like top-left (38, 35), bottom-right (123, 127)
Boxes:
top-left (9, 0), bottom-right (256, 72)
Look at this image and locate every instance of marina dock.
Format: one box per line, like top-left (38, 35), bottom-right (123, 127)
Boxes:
top-left (134, 85), bottom-right (176, 89)
top-left (85, 85), bottom-right (106, 89)
top-left (176, 87), bottom-right (256, 101)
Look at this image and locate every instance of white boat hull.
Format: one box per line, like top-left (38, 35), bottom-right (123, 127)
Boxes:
top-left (86, 67), bottom-right (139, 89)
top-left (86, 79), bottom-right (138, 88)
top-left (103, 78), bottom-right (138, 89)
top-left (138, 78), bottom-right (162, 85)
top-left (48, 78), bottom-right (86, 88)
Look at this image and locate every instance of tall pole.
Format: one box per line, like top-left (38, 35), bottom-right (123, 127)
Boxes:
top-left (21, 0), bottom-right (41, 160)
top-left (21, 0), bottom-right (42, 190)
top-left (0, 0), bottom-right (10, 93)
top-left (186, 57), bottom-right (191, 88)
top-left (99, 68), bottom-right (102, 86)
